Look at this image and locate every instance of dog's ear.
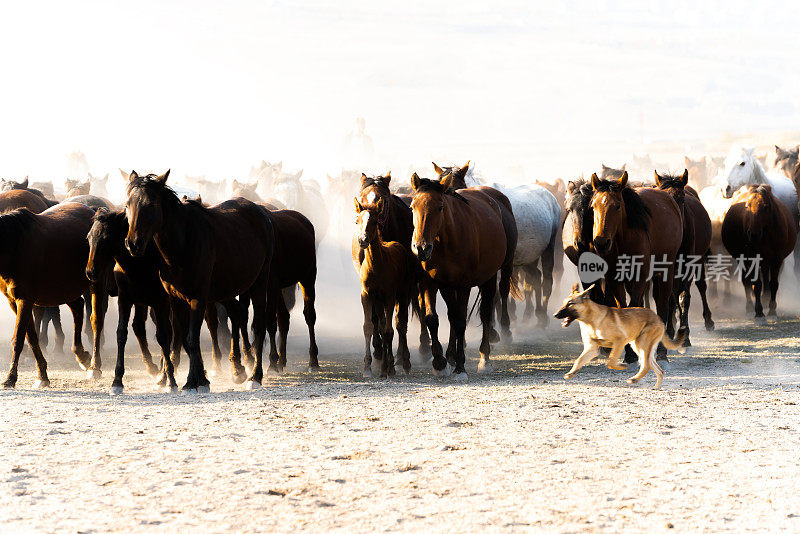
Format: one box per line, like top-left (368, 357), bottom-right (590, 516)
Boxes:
top-left (579, 283), bottom-right (596, 299)
top-left (570, 282), bottom-right (580, 294)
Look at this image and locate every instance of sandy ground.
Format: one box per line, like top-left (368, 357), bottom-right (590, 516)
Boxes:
top-left (1, 302), bottom-right (799, 533)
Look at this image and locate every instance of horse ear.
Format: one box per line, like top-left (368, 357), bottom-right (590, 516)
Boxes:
top-left (360, 173), bottom-right (368, 183)
top-left (460, 161), bottom-right (470, 174)
top-left (590, 173), bottom-right (600, 190)
top-left (353, 197), bottom-right (362, 212)
top-left (567, 181), bottom-right (576, 194)
top-left (411, 172), bottom-right (421, 190)
top-left (440, 170), bottom-right (454, 190)
top-left (432, 162), bottom-right (444, 176)
top-left (555, 179), bottom-right (565, 193)
top-left (653, 171), bottom-right (661, 186)
top-left (232, 179), bottom-right (240, 188)
top-left (155, 169), bottom-right (170, 184)
top-left (384, 170), bottom-right (391, 185)
top-left (21, 177), bottom-right (28, 188)
top-left (618, 171), bottom-right (628, 188)
top-left (621, 163), bottom-right (626, 171)
top-left (120, 169), bottom-right (132, 181)
top-left (681, 169), bottom-right (689, 186)
top-left (296, 169), bottom-right (303, 179)
top-left (102, 173), bottom-right (109, 182)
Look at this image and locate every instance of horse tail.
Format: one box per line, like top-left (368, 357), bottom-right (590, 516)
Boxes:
top-left (467, 291), bottom-right (481, 322)
top-left (509, 269), bottom-right (523, 301)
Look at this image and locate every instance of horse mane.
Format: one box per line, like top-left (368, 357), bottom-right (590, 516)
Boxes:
top-left (361, 176), bottom-right (391, 195)
top-left (592, 178), bottom-right (651, 232)
top-left (565, 178), bottom-right (594, 215)
top-left (126, 174), bottom-right (181, 206)
top-left (414, 178), bottom-right (469, 204)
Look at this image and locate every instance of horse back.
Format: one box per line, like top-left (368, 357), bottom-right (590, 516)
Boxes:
top-left (0, 189), bottom-right (49, 214)
top-left (461, 186), bottom-right (517, 267)
top-left (269, 209), bottom-right (316, 286)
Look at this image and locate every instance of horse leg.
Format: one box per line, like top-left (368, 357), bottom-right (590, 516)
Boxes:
top-left (498, 261), bottom-right (513, 343)
top-left (33, 307), bottom-right (47, 352)
top-left (441, 287), bottom-right (458, 367)
top-left (793, 244), bottom-right (800, 283)
top-left (623, 279), bottom-right (646, 363)
top-left (452, 288), bottom-right (470, 380)
top-left (265, 285), bottom-right (281, 375)
top-left (215, 303), bottom-right (232, 352)
top-left (654, 270), bottom-right (675, 360)
top-left (276, 292), bottom-right (291, 372)
top-left (67, 297), bottom-right (91, 370)
top-left (131, 304), bottom-right (159, 376)
top-left (300, 280), bottom-right (320, 371)
top-left (752, 273), bottom-right (765, 324)
top-left (677, 278), bottom-right (691, 348)
top-left (221, 299), bottom-right (247, 384)
top-left (83, 291), bottom-right (92, 340)
top-left (184, 298), bottom-right (210, 392)
top-left (169, 299), bottom-right (186, 368)
top-left (538, 239), bottom-right (556, 328)
top-left (696, 260), bottom-right (715, 331)
top-left (743, 279), bottom-right (754, 314)
top-left (412, 285), bottom-right (430, 355)
top-left (395, 287), bottom-right (411, 375)
top-left (47, 306), bottom-right (65, 354)
top-left (478, 274), bottom-right (497, 374)
top-left (238, 294), bottom-right (254, 368)
top-left (3, 300), bottom-right (42, 388)
top-left (111, 298), bottom-right (133, 394)
top-left (767, 263), bottom-right (780, 317)
top-left (361, 292), bottom-right (375, 378)
top-left (245, 272), bottom-right (269, 389)
top-left (520, 268), bottom-right (535, 322)
top-left (421, 279), bottom-right (446, 375)
top-left (86, 288), bottom-right (107, 378)
top-left (153, 301), bottom-right (177, 392)
top-left (380, 301), bottom-right (394, 379)
top-left (204, 303), bottom-right (223, 377)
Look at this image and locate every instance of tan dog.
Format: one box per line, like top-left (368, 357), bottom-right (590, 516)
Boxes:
top-left (553, 284), bottom-right (686, 389)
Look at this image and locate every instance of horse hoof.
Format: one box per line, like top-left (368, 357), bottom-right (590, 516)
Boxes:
top-left (33, 379), bottom-right (50, 389)
top-left (627, 378), bottom-right (640, 384)
top-left (86, 369), bottom-right (102, 380)
top-left (245, 380), bottom-right (262, 390)
top-left (181, 388), bottom-right (198, 395)
top-left (705, 321), bottom-right (715, 332)
top-left (418, 343), bottom-right (431, 356)
top-left (197, 385), bottom-right (210, 394)
top-left (266, 366), bottom-right (281, 376)
top-left (453, 371), bottom-right (469, 382)
top-left (231, 371), bottom-right (247, 385)
top-left (145, 364), bottom-right (160, 377)
top-left (501, 331), bottom-right (513, 344)
top-left (488, 329), bottom-right (500, 343)
top-left (109, 386), bottom-right (123, 396)
top-left (307, 365), bottom-right (320, 374)
top-left (754, 316), bottom-right (767, 326)
top-left (362, 369), bottom-right (373, 379)
top-left (476, 360), bottom-right (494, 374)
top-left (433, 364), bottom-right (452, 378)
top-left (161, 384), bottom-right (178, 393)
top-left (2, 382), bottom-right (15, 389)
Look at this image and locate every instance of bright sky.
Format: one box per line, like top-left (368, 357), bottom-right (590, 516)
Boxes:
top-left (1, 1), bottom-right (798, 185)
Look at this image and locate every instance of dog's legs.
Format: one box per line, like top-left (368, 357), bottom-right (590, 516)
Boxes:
top-left (605, 344), bottom-right (627, 371)
top-left (649, 351), bottom-right (664, 389)
top-left (564, 343), bottom-right (599, 380)
top-left (628, 333), bottom-right (657, 384)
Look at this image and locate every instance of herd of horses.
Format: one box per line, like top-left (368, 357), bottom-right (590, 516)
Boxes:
top-left (0, 142), bottom-right (798, 392)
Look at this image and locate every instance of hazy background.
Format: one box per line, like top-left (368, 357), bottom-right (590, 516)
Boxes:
top-left (1, 0), bottom-right (799, 184)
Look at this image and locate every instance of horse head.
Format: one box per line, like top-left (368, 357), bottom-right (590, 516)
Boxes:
top-left (124, 169), bottom-right (171, 257)
top-left (432, 161), bottom-right (470, 190)
top-left (65, 178), bottom-right (91, 198)
top-left (0, 177), bottom-right (28, 192)
top-left (654, 169), bottom-right (689, 204)
top-left (684, 156), bottom-right (707, 185)
top-left (353, 176), bottom-right (388, 248)
top-left (774, 145), bottom-right (799, 179)
top-left (563, 178), bottom-right (595, 262)
top-left (86, 208), bottom-right (124, 282)
top-left (410, 171), bottom-right (454, 261)
top-left (721, 147), bottom-right (761, 199)
top-left (88, 172), bottom-right (109, 197)
top-left (590, 172), bottom-right (628, 255)
top-left (273, 170), bottom-right (304, 208)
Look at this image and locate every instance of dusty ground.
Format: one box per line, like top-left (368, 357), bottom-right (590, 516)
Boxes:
top-left (1, 304), bottom-right (799, 533)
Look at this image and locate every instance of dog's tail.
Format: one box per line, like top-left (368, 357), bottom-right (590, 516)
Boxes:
top-left (660, 326), bottom-right (688, 354)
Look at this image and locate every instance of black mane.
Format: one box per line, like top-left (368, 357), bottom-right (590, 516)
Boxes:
top-left (126, 174), bottom-right (181, 206)
top-left (414, 178), bottom-right (469, 204)
top-left (593, 178), bottom-right (651, 232)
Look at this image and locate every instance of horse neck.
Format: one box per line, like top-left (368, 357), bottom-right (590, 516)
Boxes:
top-left (152, 196), bottom-right (191, 264)
top-left (751, 160), bottom-right (770, 184)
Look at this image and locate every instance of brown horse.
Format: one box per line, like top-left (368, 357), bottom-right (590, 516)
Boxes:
top-left (0, 203), bottom-right (103, 388)
top-left (354, 193), bottom-right (412, 378)
top-left (722, 184), bottom-right (797, 322)
top-left (354, 172), bottom-right (429, 356)
top-left (0, 190), bottom-right (68, 352)
top-left (655, 170), bottom-right (715, 343)
top-left (590, 172), bottom-right (683, 359)
top-left (124, 170), bottom-right (274, 391)
top-left (1, 178), bottom-right (58, 207)
top-left (410, 171), bottom-right (517, 379)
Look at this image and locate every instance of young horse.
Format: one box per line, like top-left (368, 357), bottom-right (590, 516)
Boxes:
top-left (722, 184), bottom-right (796, 322)
top-left (655, 170), bottom-right (715, 342)
top-left (354, 195), bottom-right (412, 378)
top-left (0, 203), bottom-right (102, 388)
top-left (86, 209), bottom-right (176, 393)
top-left (124, 170), bottom-right (274, 391)
top-left (589, 172), bottom-right (683, 359)
top-left (410, 171), bottom-right (517, 379)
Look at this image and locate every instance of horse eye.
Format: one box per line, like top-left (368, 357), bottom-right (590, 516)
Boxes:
top-left (739, 162), bottom-right (745, 166)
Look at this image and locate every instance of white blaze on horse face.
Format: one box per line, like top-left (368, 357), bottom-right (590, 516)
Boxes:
top-left (358, 210), bottom-right (371, 240)
top-left (366, 191), bottom-right (376, 204)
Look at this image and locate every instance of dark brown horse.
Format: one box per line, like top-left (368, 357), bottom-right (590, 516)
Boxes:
top-left (86, 209), bottom-right (177, 393)
top-left (410, 171), bottom-right (517, 379)
top-left (0, 190), bottom-right (67, 352)
top-left (655, 170), bottom-right (715, 343)
top-left (354, 193), bottom-right (412, 378)
top-left (124, 170), bottom-right (274, 391)
top-left (1, 203), bottom-right (102, 388)
top-left (722, 184), bottom-right (797, 322)
top-left (1, 178), bottom-right (58, 207)
top-left (590, 172), bottom-right (683, 358)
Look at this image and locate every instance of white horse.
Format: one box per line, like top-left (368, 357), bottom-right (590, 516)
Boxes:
top-left (717, 145), bottom-right (800, 278)
top-left (487, 182), bottom-right (561, 326)
top-left (273, 169), bottom-right (329, 246)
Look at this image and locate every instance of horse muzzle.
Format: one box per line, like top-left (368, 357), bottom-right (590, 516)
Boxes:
top-left (723, 185), bottom-right (733, 199)
top-left (412, 242), bottom-right (433, 261)
top-left (125, 237), bottom-right (145, 257)
top-left (593, 237), bottom-right (612, 255)
top-left (85, 267), bottom-right (97, 282)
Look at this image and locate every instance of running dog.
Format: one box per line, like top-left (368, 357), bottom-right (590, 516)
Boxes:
top-left (553, 284), bottom-right (687, 389)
